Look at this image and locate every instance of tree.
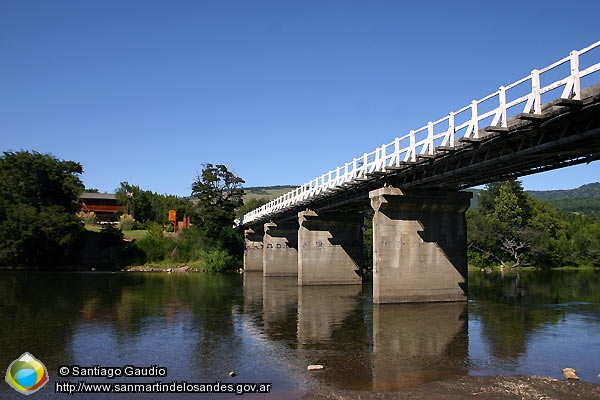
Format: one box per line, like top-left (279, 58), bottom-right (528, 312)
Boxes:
top-left (468, 179), bottom-right (580, 269)
top-left (115, 182), bottom-right (154, 223)
top-left (468, 180), bottom-right (530, 268)
top-left (191, 164), bottom-right (245, 253)
top-left (0, 151), bottom-right (84, 267)
top-left (525, 196), bottom-right (571, 267)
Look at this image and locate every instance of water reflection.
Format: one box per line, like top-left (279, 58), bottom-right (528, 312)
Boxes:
top-left (468, 269), bottom-right (600, 381)
top-left (297, 285), bottom-right (363, 345)
top-left (244, 274), bottom-right (469, 391)
top-left (372, 303), bottom-right (468, 390)
top-left (1, 269), bottom-right (599, 398)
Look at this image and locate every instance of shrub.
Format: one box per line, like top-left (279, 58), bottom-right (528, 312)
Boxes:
top-left (119, 214), bottom-right (135, 231)
top-left (132, 222), bottom-right (176, 262)
top-left (200, 248), bottom-right (236, 272)
top-left (78, 211), bottom-right (97, 225)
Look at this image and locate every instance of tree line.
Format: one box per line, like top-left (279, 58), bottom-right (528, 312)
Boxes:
top-left (0, 151), bottom-right (245, 271)
top-left (467, 181), bottom-right (600, 269)
top-left (1, 151), bottom-right (598, 271)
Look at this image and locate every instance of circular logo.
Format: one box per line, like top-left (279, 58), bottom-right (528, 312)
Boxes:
top-left (5, 352), bottom-right (49, 395)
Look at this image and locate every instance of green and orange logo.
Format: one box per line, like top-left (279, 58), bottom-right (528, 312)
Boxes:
top-left (5, 352), bottom-right (49, 395)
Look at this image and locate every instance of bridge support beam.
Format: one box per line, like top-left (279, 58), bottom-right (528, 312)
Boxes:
top-left (369, 187), bottom-right (472, 303)
top-left (263, 221), bottom-right (298, 277)
top-left (243, 228), bottom-right (263, 272)
top-left (297, 210), bottom-right (363, 285)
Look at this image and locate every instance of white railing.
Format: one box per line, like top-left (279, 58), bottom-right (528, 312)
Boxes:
top-left (236, 40), bottom-right (600, 227)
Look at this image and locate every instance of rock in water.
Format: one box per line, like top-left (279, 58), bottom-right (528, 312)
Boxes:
top-left (228, 371), bottom-right (236, 377)
top-left (307, 365), bottom-right (324, 371)
top-left (562, 367), bottom-right (579, 380)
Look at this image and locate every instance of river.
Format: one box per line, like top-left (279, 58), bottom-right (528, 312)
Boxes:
top-left (1, 269), bottom-right (599, 398)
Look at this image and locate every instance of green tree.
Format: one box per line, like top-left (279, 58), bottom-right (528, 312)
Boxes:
top-left (571, 217), bottom-right (600, 267)
top-left (191, 164), bottom-right (245, 236)
top-left (525, 196), bottom-right (571, 267)
top-left (115, 182), bottom-right (154, 223)
top-left (468, 180), bottom-right (530, 268)
top-left (468, 179), bottom-right (580, 269)
top-left (191, 164), bottom-right (245, 257)
top-left (0, 151), bottom-right (84, 267)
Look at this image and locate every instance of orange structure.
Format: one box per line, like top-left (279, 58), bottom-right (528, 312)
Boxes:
top-left (169, 210), bottom-right (190, 231)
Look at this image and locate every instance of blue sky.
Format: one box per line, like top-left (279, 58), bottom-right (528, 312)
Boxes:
top-left (2, 1), bottom-right (599, 197)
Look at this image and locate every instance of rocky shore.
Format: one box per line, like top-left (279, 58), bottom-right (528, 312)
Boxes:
top-left (300, 375), bottom-right (600, 400)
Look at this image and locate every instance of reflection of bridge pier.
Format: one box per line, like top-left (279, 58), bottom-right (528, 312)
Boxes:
top-left (372, 302), bottom-right (468, 390)
top-left (242, 272), bottom-right (263, 314)
top-left (245, 277), bottom-right (470, 391)
top-left (297, 285), bottom-right (363, 344)
top-left (261, 277), bottom-right (298, 337)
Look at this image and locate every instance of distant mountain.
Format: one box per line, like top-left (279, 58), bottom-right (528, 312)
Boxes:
top-left (528, 183), bottom-right (600, 200)
top-left (528, 183), bottom-right (600, 215)
top-left (469, 183), bottom-right (600, 215)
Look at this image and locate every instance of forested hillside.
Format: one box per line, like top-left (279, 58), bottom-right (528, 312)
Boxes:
top-left (528, 183), bottom-right (600, 215)
top-left (244, 185), bottom-right (298, 201)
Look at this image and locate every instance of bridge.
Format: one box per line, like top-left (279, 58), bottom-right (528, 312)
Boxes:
top-left (235, 41), bottom-right (600, 304)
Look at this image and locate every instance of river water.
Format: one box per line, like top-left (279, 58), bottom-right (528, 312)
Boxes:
top-left (1, 269), bottom-right (599, 398)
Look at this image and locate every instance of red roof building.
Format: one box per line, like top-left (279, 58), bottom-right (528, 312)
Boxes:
top-left (79, 193), bottom-right (123, 222)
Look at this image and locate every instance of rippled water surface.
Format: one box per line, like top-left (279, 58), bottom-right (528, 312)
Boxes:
top-left (1, 269), bottom-right (599, 398)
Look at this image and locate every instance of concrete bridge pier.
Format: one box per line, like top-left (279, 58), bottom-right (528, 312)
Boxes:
top-left (243, 228), bottom-right (264, 272)
top-left (263, 221), bottom-right (298, 277)
top-left (369, 187), bottom-right (472, 303)
top-left (297, 210), bottom-right (363, 285)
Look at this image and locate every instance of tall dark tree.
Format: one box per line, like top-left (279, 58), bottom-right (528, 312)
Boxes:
top-left (0, 151), bottom-right (84, 267)
top-left (191, 164), bottom-right (245, 251)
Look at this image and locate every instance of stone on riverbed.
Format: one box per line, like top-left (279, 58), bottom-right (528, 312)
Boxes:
top-left (562, 367), bottom-right (579, 380)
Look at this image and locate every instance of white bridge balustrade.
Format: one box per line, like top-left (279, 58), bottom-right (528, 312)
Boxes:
top-left (235, 40), bottom-right (600, 229)
top-left (238, 41), bottom-right (600, 303)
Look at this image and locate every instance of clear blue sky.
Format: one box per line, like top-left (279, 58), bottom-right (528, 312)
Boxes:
top-left (2, 1), bottom-right (599, 197)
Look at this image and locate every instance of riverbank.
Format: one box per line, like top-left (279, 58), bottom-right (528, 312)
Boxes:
top-left (301, 375), bottom-right (600, 399)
